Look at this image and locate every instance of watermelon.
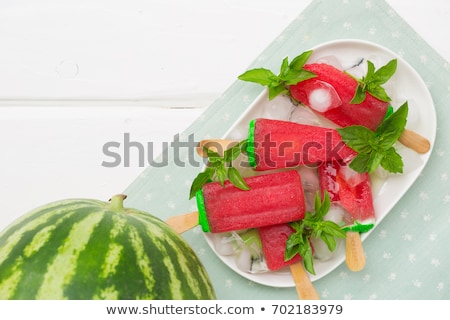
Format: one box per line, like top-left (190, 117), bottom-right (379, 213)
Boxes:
top-left (0, 194), bottom-right (216, 300)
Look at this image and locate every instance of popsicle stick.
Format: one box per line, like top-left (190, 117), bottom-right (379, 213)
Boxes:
top-left (345, 232), bottom-right (366, 272)
top-left (399, 129), bottom-right (430, 154)
top-left (289, 263), bottom-right (320, 300)
top-left (196, 139), bottom-right (238, 157)
top-left (166, 212), bottom-right (199, 234)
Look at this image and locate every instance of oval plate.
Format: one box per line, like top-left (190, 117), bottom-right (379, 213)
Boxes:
top-left (204, 39), bottom-right (436, 287)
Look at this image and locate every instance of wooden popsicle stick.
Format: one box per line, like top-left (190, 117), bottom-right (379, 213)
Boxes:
top-left (196, 139), bottom-right (238, 157)
top-left (345, 232), bottom-right (366, 272)
top-left (289, 263), bottom-right (320, 300)
top-left (166, 212), bottom-right (199, 234)
top-left (399, 129), bottom-right (430, 154)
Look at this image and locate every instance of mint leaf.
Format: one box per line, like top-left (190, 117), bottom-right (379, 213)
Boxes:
top-left (373, 59), bottom-right (397, 84)
top-left (290, 50), bottom-right (314, 70)
top-left (237, 68), bottom-right (279, 86)
top-left (350, 59), bottom-right (397, 103)
top-left (268, 85), bottom-right (288, 100)
top-left (347, 153), bottom-right (371, 173)
top-left (336, 125), bottom-right (375, 154)
top-left (285, 191), bottom-right (346, 274)
top-left (337, 102), bottom-right (408, 174)
top-left (189, 140), bottom-right (248, 199)
top-left (376, 101), bottom-right (408, 141)
top-left (367, 83), bottom-right (390, 102)
top-left (189, 168), bottom-right (214, 199)
top-left (238, 50), bottom-right (316, 100)
top-left (227, 167), bottom-right (250, 191)
top-left (285, 231), bottom-right (304, 260)
top-left (380, 148), bottom-right (403, 174)
top-left (216, 165), bottom-right (228, 186)
top-left (351, 85), bottom-right (366, 104)
top-left (224, 140), bottom-right (247, 163)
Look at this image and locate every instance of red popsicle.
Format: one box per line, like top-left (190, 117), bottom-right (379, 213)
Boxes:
top-left (196, 170), bottom-right (306, 233)
top-left (318, 161), bottom-right (375, 271)
top-left (247, 118), bottom-right (356, 171)
top-left (258, 223), bottom-right (301, 271)
top-left (258, 223), bottom-right (319, 299)
top-left (290, 63), bottom-right (389, 131)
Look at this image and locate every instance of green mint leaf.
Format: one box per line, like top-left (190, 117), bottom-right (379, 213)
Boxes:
top-left (205, 147), bottom-right (222, 162)
top-left (348, 153), bottom-right (371, 173)
top-left (285, 191), bottom-right (345, 275)
top-left (380, 148), bottom-right (404, 173)
top-left (227, 167), bottom-right (250, 191)
top-left (216, 165), bottom-right (227, 186)
top-left (367, 83), bottom-right (391, 102)
top-left (285, 233), bottom-right (303, 261)
top-left (189, 168), bottom-right (214, 199)
top-left (289, 220), bottom-right (304, 233)
top-left (279, 57), bottom-right (290, 78)
top-left (316, 191), bottom-right (331, 219)
top-left (283, 69), bottom-right (317, 85)
top-left (350, 84), bottom-right (367, 104)
top-left (366, 60), bottom-right (376, 79)
top-left (268, 84), bottom-right (288, 100)
top-left (337, 125), bottom-right (376, 154)
top-left (338, 102), bottom-right (408, 174)
top-left (289, 50), bottom-right (314, 70)
top-left (189, 140), bottom-right (249, 198)
top-left (373, 59), bottom-right (397, 84)
top-left (237, 68), bottom-right (278, 86)
top-left (223, 140), bottom-right (246, 163)
top-left (300, 246), bottom-right (315, 275)
top-left (238, 50), bottom-right (316, 100)
top-left (350, 59), bottom-right (397, 103)
top-left (323, 221), bottom-right (347, 238)
top-left (319, 233), bottom-right (337, 252)
top-left (366, 150), bottom-right (385, 174)
top-left (376, 102), bottom-right (408, 143)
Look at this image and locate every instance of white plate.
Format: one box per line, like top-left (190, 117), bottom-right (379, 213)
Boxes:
top-left (204, 39), bottom-right (436, 287)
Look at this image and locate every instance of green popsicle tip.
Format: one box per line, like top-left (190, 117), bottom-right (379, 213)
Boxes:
top-left (247, 119), bottom-right (256, 168)
top-left (342, 221), bottom-right (375, 233)
top-left (196, 189), bottom-right (210, 232)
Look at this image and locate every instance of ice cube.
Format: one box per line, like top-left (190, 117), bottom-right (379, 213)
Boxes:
top-left (306, 81), bottom-right (342, 113)
top-left (211, 233), bottom-right (236, 256)
top-left (288, 104), bottom-right (322, 126)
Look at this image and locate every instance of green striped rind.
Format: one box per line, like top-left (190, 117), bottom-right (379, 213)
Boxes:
top-left (0, 199), bottom-right (216, 300)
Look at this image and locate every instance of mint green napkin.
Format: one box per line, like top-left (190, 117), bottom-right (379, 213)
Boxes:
top-left (124, 0), bottom-right (449, 299)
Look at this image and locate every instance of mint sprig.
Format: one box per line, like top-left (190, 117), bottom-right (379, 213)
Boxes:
top-left (337, 101), bottom-right (408, 174)
top-left (285, 191), bottom-right (346, 275)
top-left (350, 59), bottom-right (397, 104)
top-left (238, 50), bottom-right (317, 100)
top-left (189, 140), bottom-right (249, 199)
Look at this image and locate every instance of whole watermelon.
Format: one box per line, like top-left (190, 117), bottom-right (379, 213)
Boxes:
top-left (0, 194), bottom-right (216, 300)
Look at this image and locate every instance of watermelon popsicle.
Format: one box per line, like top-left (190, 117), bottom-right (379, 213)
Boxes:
top-left (318, 161), bottom-right (375, 271)
top-left (246, 118), bottom-right (356, 171)
top-left (290, 62), bottom-right (388, 131)
top-left (290, 62), bottom-right (430, 153)
top-left (167, 170), bottom-right (306, 234)
top-left (258, 223), bottom-right (319, 300)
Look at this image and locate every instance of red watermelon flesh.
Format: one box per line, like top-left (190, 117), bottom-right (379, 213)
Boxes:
top-left (290, 63), bottom-right (389, 131)
top-left (318, 162), bottom-right (376, 225)
top-left (258, 223), bottom-right (302, 271)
